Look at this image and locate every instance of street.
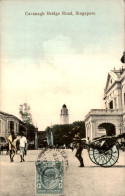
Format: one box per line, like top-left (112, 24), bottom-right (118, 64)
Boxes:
top-left (0, 149), bottom-right (125, 196)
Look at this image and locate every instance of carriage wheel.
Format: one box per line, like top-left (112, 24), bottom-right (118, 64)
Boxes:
top-left (88, 147), bottom-right (97, 164)
top-left (93, 144), bottom-right (119, 167)
top-left (92, 139), bottom-right (113, 165)
top-left (93, 147), bottom-right (112, 166)
top-left (100, 144), bottom-right (119, 167)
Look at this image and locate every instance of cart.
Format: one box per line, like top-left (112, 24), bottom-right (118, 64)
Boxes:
top-left (87, 132), bottom-right (125, 167)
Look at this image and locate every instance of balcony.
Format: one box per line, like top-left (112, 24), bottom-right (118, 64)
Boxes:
top-left (85, 109), bottom-right (123, 120)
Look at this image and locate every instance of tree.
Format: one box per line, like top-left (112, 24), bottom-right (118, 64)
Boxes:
top-left (72, 121), bottom-right (86, 138)
top-left (19, 103), bottom-right (32, 124)
top-left (45, 121), bottom-right (86, 147)
top-left (19, 103), bottom-right (35, 141)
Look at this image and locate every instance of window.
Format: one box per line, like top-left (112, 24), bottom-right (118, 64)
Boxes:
top-left (114, 97), bottom-right (117, 109)
top-left (8, 121), bottom-right (14, 132)
top-left (109, 101), bottom-right (113, 109)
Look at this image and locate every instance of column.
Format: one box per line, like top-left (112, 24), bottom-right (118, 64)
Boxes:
top-left (14, 121), bottom-right (16, 133)
top-left (117, 84), bottom-right (122, 109)
top-left (85, 123), bottom-right (88, 140)
top-left (90, 121), bottom-right (95, 140)
top-left (17, 123), bottom-right (19, 133)
top-left (34, 128), bottom-right (38, 149)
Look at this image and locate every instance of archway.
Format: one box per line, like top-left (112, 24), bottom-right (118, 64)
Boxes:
top-left (98, 123), bottom-right (116, 136)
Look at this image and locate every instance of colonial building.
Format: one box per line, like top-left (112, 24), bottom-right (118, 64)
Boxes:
top-left (0, 111), bottom-right (24, 140)
top-left (60, 104), bottom-right (69, 125)
top-left (85, 63), bottom-right (125, 141)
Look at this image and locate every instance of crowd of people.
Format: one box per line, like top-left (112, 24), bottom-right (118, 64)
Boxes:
top-left (7, 126), bottom-right (85, 167)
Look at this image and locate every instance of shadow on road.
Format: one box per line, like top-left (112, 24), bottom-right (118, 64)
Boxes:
top-left (85, 165), bottom-right (125, 168)
top-left (109, 165), bottom-right (125, 168)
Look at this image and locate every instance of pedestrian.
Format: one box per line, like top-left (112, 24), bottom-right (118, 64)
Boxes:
top-left (19, 132), bottom-right (27, 162)
top-left (24, 139), bottom-right (29, 155)
top-left (8, 131), bottom-right (18, 162)
top-left (72, 126), bottom-right (84, 167)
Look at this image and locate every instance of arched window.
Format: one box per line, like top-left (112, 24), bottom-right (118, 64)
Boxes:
top-left (98, 123), bottom-right (116, 136)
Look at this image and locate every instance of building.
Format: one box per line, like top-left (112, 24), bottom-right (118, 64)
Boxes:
top-left (0, 111), bottom-right (25, 140)
top-left (85, 62), bottom-right (125, 141)
top-left (60, 104), bottom-right (69, 125)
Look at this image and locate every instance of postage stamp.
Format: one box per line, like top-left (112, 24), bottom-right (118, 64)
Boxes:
top-left (35, 161), bottom-right (64, 194)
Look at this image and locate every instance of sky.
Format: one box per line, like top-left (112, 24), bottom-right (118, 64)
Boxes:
top-left (0, 0), bottom-right (124, 130)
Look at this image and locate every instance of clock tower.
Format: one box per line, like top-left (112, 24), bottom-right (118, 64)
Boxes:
top-left (60, 104), bottom-right (69, 125)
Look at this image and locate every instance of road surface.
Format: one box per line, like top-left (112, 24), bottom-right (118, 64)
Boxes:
top-left (0, 149), bottom-right (125, 196)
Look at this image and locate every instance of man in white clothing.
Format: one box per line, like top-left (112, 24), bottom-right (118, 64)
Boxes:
top-left (19, 132), bottom-right (27, 162)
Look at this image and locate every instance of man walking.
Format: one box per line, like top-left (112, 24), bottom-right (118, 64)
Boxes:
top-left (8, 131), bottom-right (18, 162)
top-left (19, 132), bottom-right (27, 162)
top-left (72, 126), bottom-right (84, 167)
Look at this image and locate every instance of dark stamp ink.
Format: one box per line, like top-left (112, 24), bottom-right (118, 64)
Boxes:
top-left (36, 161), bottom-right (64, 194)
top-left (37, 148), bottom-right (69, 171)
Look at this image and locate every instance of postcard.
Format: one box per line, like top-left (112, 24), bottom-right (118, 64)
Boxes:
top-left (0, 0), bottom-right (125, 196)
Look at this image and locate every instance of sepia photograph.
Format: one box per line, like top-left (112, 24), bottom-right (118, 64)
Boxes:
top-left (0, 0), bottom-right (125, 195)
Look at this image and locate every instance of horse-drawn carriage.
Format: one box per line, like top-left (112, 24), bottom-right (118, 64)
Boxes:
top-left (87, 132), bottom-right (125, 167)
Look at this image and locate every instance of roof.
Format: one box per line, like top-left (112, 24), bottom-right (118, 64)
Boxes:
top-left (104, 68), bottom-right (125, 93)
top-left (0, 110), bottom-right (22, 122)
